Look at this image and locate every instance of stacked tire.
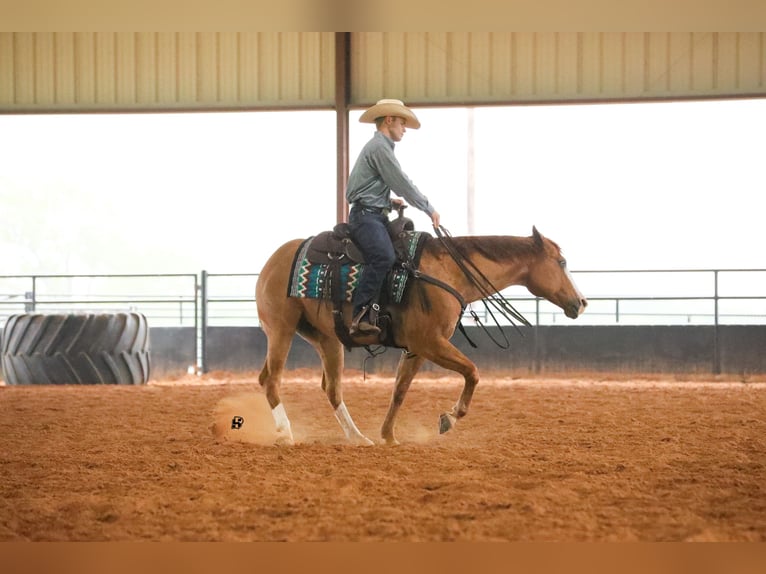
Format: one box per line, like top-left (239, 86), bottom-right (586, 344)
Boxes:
top-left (1, 312), bottom-right (150, 385)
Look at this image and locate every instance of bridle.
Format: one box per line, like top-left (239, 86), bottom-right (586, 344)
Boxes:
top-left (431, 225), bottom-right (532, 349)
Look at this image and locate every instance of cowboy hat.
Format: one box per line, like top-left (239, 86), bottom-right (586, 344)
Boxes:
top-left (359, 99), bottom-right (421, 129)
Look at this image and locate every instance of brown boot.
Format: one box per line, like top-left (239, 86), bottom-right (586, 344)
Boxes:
top-left (350, 306), bottom-right (381, 337)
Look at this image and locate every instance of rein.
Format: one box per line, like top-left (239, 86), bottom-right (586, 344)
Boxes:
top-left (406, 267), bottom-right (478, 348)
top-left (432, 225), bottom-right (532, 349)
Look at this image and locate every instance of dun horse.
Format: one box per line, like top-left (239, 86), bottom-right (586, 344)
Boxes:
top-left (255, 225), bottom-right (587, 445)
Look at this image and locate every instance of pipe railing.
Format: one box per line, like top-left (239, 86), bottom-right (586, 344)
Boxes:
top-left (2, 269), bottom-right (765, 374)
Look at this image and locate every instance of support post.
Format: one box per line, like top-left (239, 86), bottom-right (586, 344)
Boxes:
top-left (26, 276), bottom-right (36, 312)
top-left (534, 297), bottom-right (541, 373)
top-left (466, 107), bottom-right (476, 235)
top-left (335, 32), bottom-right (351, 224)
top-left (199, 270), bottom-right (208, 374)
top-left (713, 270), bottom-right (720, 374)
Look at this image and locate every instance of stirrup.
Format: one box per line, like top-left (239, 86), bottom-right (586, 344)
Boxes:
top-left (350, 305), bottom-right (381, 336)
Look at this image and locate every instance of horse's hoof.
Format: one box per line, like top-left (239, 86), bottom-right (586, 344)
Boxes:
top-left (275, 433), bottom-right (295, 446)
top-left (383, 436), bottom-right (400, 446)
top-left (344, 433), bottom-right (374, 446)
top-left (439, 413), bottom-right (457, 434)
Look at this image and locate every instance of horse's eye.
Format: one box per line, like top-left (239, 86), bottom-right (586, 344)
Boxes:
top-left (559, 259), bottom-right (567, 268)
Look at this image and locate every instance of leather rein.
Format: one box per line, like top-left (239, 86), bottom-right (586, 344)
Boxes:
top-left (424, 225), bottom-right (531, 349)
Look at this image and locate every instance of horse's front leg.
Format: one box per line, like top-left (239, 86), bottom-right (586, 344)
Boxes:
top-left (421, 337), bottom-right (480, 434)
top-left (381, 351), bottom-right (425, 445)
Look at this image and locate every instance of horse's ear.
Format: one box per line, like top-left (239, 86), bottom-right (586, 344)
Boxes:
top-left (532, 226), bottom-right (544, 248)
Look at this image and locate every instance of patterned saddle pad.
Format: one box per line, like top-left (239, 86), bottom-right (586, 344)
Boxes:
top-left (287, 231), bottom-right (428, 304)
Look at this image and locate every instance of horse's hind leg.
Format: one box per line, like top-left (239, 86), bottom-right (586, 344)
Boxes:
top-left (381, 351), bottom-right (425, 445)
top-left (303, 329), bottom-right (373, 445)
top-left (258, 310), bottom-right (301, 445)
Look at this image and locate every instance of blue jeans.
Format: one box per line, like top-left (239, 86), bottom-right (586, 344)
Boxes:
top-left (348, 206), bottom-right (396, 315)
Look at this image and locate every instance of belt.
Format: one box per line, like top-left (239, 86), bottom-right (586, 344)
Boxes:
top-left (351, 204), bottom-right (390, 215)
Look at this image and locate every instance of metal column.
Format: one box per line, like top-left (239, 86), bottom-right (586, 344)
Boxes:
top-left (335, 32), bottom-right (351, 224)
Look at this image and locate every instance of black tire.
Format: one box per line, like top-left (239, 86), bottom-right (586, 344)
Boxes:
top-left (1, 312), bottom-right (150, 385)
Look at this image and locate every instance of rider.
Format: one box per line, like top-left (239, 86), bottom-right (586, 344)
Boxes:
top-left (346, 99), bottom-right (441, 337)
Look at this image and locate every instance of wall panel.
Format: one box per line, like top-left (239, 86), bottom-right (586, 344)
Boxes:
top-left (257, 32), bottom-right (280, 102)
top-left (95, 32), bottom-right (117, 104)
top-left (197, 325), bottom-right (766, 376)
top-left (557, 32), bottom-right (579, 96)
top-left (196, 32), bottom-right (218, 103)
top-left (73, 32), bottom-right (95, 104)
top-left (404, 33), bottom-right (426, 97)
top-left (351, 32), bottom-right (766, 106)
top-left (280, 32), bottom-right (300, 101)
top-left (299, 33), bottom-right (319, 100)
top-left (33, 33), bottom-right (55, 105)
top-left (488, 33), bottom-right (512, 97)
top-left (668, 32), bottom-right (692, 93)
top-left (238, 33), bottom-right (258, 102)
top-left (114, 33), bottom-right (135, 105)
top-left (602, 32), bottom-right (624, 94)
top-left (1, 32), bottom-right (764, 112)
top-left (691, 32), bottom-right (715, 91)
top-left (426, 33), bottom-right (449, 99)
top-left (156, 32), bottom-right (177, 103)
top-left (717, 33), bottom-right (739, 90)
top-left (383, 33), bottom-right (406, 98)
top-left (0, 32), bottom-right (335, 111)
top-left (737, 33), bottom-right (761, 88)
top-left (13, 33), bottom-right (35, 103)
top-left (535, 32), bottom-right (558, 96)
top-left (0, 34), bottom-right (13, 103)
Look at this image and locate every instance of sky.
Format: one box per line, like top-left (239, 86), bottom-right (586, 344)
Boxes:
top-left (1, 98), bottom-right (764, 316)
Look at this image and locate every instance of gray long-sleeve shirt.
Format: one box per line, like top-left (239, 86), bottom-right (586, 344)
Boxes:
top-left (345, 131), bottom-right (436, 216)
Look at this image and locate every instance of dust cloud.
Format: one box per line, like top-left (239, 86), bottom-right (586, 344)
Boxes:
top-left (211, 392), bottom-right (277, 445)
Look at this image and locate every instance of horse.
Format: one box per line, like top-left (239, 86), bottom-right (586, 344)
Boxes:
top-left (255, 226), bottom-right (587, 446)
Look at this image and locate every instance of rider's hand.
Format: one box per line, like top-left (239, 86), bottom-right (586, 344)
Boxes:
top-left (430, 210), bottom-right (441, 228)
top-left (391, 198), bottom-right (405, 208)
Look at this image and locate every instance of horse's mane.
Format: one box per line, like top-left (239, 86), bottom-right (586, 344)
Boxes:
top-left (426, 234), bottom-right (559, 263)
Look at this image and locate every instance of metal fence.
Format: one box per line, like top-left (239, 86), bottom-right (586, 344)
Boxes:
top-left (2, 268), bottom-right (766, 371)
top-left (201, 269), bottom-right (766, 327)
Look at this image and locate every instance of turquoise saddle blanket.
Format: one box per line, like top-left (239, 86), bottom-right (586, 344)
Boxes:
top-left (287, 231), bottom-right (428, 304)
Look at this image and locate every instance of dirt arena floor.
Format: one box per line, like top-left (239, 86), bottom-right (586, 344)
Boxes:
top-left (1, 369), bottom-right (765, 542)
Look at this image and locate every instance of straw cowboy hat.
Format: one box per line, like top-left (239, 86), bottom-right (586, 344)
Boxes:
top-left (359, 99), bottom-right (421, 129)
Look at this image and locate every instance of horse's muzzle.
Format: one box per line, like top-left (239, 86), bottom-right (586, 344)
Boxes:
top-left (565, 297), bottom-right (588, 319)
